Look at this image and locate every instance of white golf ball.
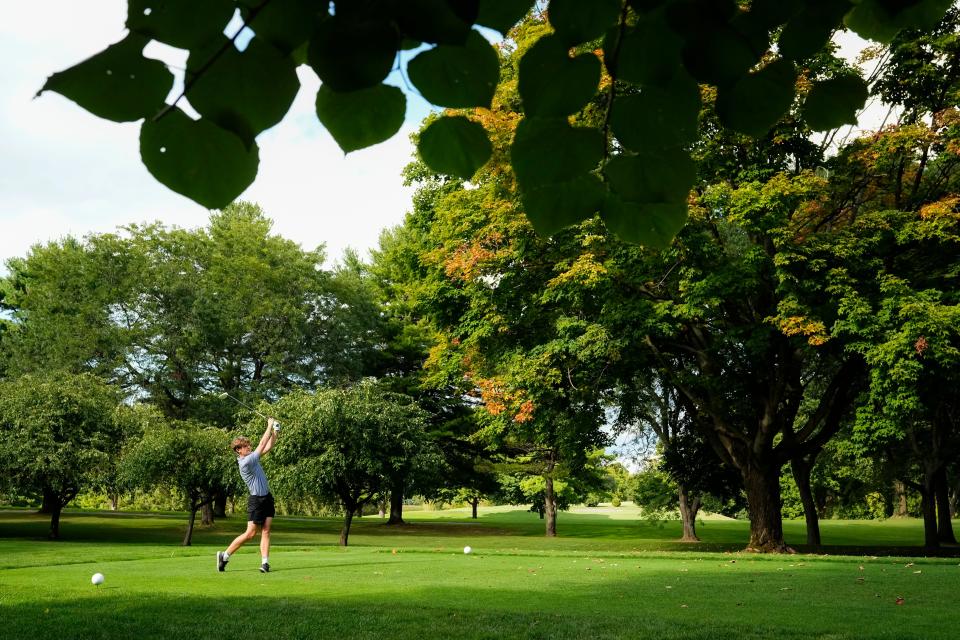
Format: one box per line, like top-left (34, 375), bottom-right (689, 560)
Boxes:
top-left (91, 573), bottom-right (105, 586)
top-left (463, 546), bottom-right (472, 554)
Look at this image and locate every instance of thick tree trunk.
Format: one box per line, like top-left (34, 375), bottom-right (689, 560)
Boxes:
top-left (893, 480), bottom-right (909, 517)
top-left (791, 457), bottom-right (821, 547)
top-left (544, 475), bottom-right (557, 537)
top-left (39, 488), bottom-right (58, 515)
top-left (214, 493), bottom-right (227, 519)
top-left (48, 502), bottom-right (63, 540)
top-left (920, 471), bottom-right (939, 549)
top-left (934, 467), bottom-right (957, 544)
top-left (470, 497), bottom-right (479, 519)
top-left (678, 484), bottom-right (701, 542)
top-left (388, 480), bottom-right (404, 525)
top-left (742, 463), bottom-right (789, 553)
top-left (201, 502), bottom-right (214, 526)
top-left (340, 510), bottom-right (354, 547)
top-left (184, 505), bottom-right (198, 546)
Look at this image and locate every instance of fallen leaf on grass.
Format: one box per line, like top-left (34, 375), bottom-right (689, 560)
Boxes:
top-left (895, 597), bottom-right (905, 605)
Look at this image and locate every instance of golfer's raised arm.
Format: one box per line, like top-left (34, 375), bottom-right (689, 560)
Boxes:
top-left (255, 418), bottom-right (274, 455)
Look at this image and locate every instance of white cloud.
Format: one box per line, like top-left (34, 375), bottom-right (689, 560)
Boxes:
top-left (1, 1), bottom-right (432, 272)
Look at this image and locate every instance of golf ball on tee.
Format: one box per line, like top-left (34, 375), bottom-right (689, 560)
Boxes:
top-left (463, 546), bottom-right (472, 554)
top-left (91, 573), bottom-right (105, 586)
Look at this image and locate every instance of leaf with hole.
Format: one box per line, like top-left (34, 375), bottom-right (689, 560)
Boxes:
top-left (40, 34), bottom-right (173, 123)
top-left (308, 16), bottom-right (399, 91)
top-left (316, 84), bottom-right (406, 153)
top-left (605, 14), bottom-right (684, 87)
top-left (716, 59), bottom-right (796, 137)
top-left (682, 25), bottom-right (759, 87)
top-left (518, 35), bottom-right (601, 117)
top-left (140, 108), bottom-right (259, 209)
top-left (610, 72), bottom-right (700, 151)
top-left (127, 0), bottom-right (236, 50)
top-left (548, 0), bottom-right (622, 46)
top-left (476, 0), bottom-right (535, 33)
top-left (408, 30), bottom-right (499, 108)
top-left (845, 0), bottom-right (953, 43)
top-left (802, 75), bottom-right (868, 131)
top-left (604, 151), bottom-right (696, 204)
top-left (521, 174), bottom-right (606, 237)
top-left (601, 196), bottom-right (688, 248)
top-left (389, 0), bottom-right (478, 45)
top-left (418, 116), bottom-right (492, 180)
top-left (187, 36), bottom-right (299, 147)
top-left (511, 117), bottom-right (604, 189)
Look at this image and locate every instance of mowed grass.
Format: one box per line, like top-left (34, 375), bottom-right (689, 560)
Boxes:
top-left (1, 506), bottom-right (958, 639)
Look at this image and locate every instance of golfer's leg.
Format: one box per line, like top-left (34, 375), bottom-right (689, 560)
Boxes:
top-left (226, 522), bottom-right (258, 555)
top-left (259, 517), bottom-right (272, 559)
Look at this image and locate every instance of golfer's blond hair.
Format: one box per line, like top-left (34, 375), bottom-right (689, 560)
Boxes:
top-left (231, 436), bottom-right (251, 452)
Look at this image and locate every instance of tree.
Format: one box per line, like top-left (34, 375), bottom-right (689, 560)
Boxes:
top-left (40, 1), bottom-right (950, 245)
top-left (0, 372), bottom-right (123, 539)
top-left (120, 420), bottom-right (241, 545)
top-left (271, 381), bottom-right (441, 546)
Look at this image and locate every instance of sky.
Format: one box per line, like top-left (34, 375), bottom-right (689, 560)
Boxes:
top-left (1, 1), bottom-right (434, 270)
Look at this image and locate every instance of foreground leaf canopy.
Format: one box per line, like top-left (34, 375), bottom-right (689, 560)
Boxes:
top-left (41, 0), bottom-right (953, 245)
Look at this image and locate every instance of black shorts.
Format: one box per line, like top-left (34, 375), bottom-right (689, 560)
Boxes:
top-left (246, 493), bottom-right (275, 525)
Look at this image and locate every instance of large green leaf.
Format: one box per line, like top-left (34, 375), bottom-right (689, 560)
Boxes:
top-left (140, 108), bottom-right (259, 209)
top-left (802, 75), bottom-right (869, 131)
top-left (408, 31), bottom-right (499, 108)
top-left (186, 36), bottom-right (299, 147)
top-left (604, 14), bottom-right (684, 87)
top-left (748, 0), bottom-right (803, 28)
top-left (846, 0), bottom-right (953, 43)
top-left (316, 84), bottom-right (406, 153)
top-left (389, 0), bottom-right (478, 45)
top-left (511, 118), bottom-right (604, 188)
top-left (476, 0), bottom-right (535, 33)
top-left (308, 16), bottom-right (399, 91)
top-left (418, 116), bottom-right (492, 179)
top-left (716, 59), bottom-right (797, 138)
top-left (604, 151), bottom-right (696, 204)
top-left (518, 35), bottom-right (601, 117)
top-left (240, 0), bottom-right (327, 55)
top-left (610, 72), bottom-right (700, 151)
top-left (548, 0), bottom-right (622, 46)
top-left (39, 34), bottom-right (173, 123)
top-left (779, 2), bottom-right (852, 62)
top-left (521, 174), bottom-right (606, 237)
top-left (682, 24), bottom-right (759, 87)
top-left (127, 0), bottom-right (235, 50)
top-left (601, 196), bottom-right (688, 248)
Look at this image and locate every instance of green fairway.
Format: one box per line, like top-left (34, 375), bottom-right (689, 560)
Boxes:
top-left (1, 507), bottom-right (958, 639)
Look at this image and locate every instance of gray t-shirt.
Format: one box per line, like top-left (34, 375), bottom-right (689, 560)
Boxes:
top-left (238, 451), bottom-right (269, 496)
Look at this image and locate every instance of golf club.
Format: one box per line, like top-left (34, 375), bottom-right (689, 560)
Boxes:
top-left (217, 391), bottom-right (276, 425)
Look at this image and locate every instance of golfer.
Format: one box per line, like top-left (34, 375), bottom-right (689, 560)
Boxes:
top-left (217, 416), bottom-right (279, 573)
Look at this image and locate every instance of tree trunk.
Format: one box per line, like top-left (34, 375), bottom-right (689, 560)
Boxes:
top-left (544, 475), bottom-right (557, 537)
top-left (920, 471), bottom-right (939, 549)
top-left (934, 467), bottom-right (956, 544)
top-left (387, 479), bottom-right (404, 525)
top-left (340, 509), bottom-right (354, 547)
top-left (183, 504), bottom-right (198, 546)
top-left (678, 484), bottom-right (701, 542)
top-left (893, 480), bottom-right (909, 518)
top-left (214, 493), bottom-right (227, 518)
top-left (201, 502), bottom-right (214, 526)
top-left (742, 463), bottom-right (789, 553)
top-left (791, 457), bottom-right (821, 547)
top-left (470, 497), bottom-right (479, 519)
top-left (48, 502), bottom-right (63, 540)
top-left (39, 488), bottom-right (58, 515)
top-left (109, 493), bottom-right (119, 511)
